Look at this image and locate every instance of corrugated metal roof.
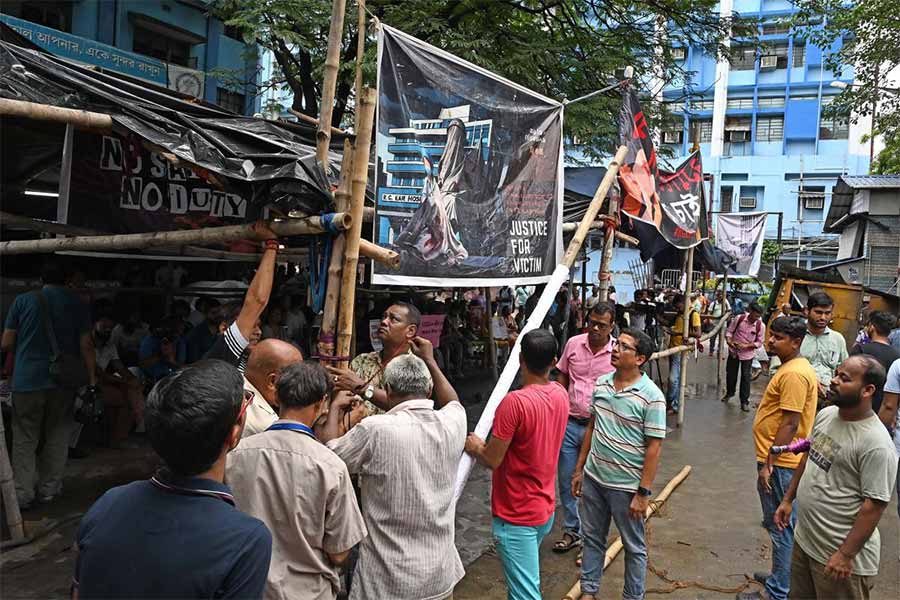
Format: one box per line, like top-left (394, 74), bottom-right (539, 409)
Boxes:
top-left (840, 175), bottom-right (900, 189)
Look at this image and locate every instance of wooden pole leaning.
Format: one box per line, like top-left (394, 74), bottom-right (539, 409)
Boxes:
top-left (354, 0), bottom-right (366, 131)
top-left (316, 0), bottom-right (348, 168)
top-left (562, 146), bottom-right (628, 270)
top-left (562, 465), bottom-right (694, 600)
top-left (0, 98), bottom-right (113, 132)
top-left (318, 139), bottom-right (355, 358)
top-left (0, 214), bottom-right (350, 255)
top-left (677, 246), bottom-right (695, 427)
top-left (0, 411), bottom-right (24, 542)
top-left (334, 88), bottom-right (376, 369)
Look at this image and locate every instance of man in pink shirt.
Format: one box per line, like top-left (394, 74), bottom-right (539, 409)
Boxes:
top-left (723, 301), bottom-right (764, 412)
top-left (552, 302), bottom-right (616, 554)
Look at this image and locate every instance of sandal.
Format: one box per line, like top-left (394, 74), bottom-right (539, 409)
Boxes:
top-left (552, 531), bottom-right (582, 554)
top-left (575, 549), bottom-right (583, 567)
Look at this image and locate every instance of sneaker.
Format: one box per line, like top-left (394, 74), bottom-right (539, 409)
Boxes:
top-left (752, 572), bottom-right (770, 585)
top-left (741, 403), bottom-right (750, 412)
top-left (721, 394), bottom-right (731, 403)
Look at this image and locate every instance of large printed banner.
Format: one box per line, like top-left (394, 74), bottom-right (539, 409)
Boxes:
top-left (716, 212), bottom-right (767, 276)
top-left (67, 132), bottom-right (256, 237)
top-left (372, 25), bottom-right (564, 286)
top-left (619, 88), bottom-right (707, 249)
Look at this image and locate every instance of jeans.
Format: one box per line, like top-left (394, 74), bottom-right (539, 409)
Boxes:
top-left (757, 462), bottom-right (796, 600)
top-left (492, 515), bottom-right (554, 600)
top-left (12, 388), bottom-right (74, 505)
top-left (667, 353), bottom-right (682, 411)
top-left (558, 418), bottom-right (588, 535)
top-left (580, 476), bottom-right (647, 599)
top-left (726, 355), bottom-right (753, 406)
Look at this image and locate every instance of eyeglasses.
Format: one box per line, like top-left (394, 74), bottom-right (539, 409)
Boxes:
top-left (613, 339), bottom-right (638, 353)
top-left (237, 389), bottom-right (254, 423)
top-left (587, 319), bottom-right (612, 330)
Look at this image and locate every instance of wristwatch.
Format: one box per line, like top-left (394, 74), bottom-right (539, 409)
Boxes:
top-left (637, 486), bottom-right (652, 497)
top-left (362, 385), bottom-right (375, 401)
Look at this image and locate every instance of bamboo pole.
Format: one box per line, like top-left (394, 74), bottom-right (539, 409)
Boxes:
top-left (316, 0), bottom-right (348, 169)
top-left (335, 88), bottom-right (376, 369)
top-left (360, 239), bottom-right (400, 269)
top-left (562, 465), bottom-right (693, 600)
top-left (717, 324), bottom-right (727, 399)
top-left (0, 407), bottom-right (25, 542)
top-left (319, 139), bottom-right (355, 357)
top-left (648, 311), bottom-right (730, 361)
top-left (0, 98), bottom-right (113, 131)
top-left (485, 288), bottom-right (499, 381)
top-left (677, 247), bottom-right (695, 427)
top-left (288, 108), bottom-right (348, 137)
top-left (354, 0), bottom-right (366, 131)
top-left (562, 146), bottom-right (628, 269)
top-left (597, 191), bottom-right (620, 303)
top-left (0, 214), bottom-right (350, 255)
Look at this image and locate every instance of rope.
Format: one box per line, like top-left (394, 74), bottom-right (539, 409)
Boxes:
top-left (642, 520), bottom-right (761, 596)
top-left (308, 226), bottom-right (332, 313)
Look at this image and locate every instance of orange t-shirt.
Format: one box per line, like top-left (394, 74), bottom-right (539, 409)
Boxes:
top-left (753, 356), bottom-right (818, 468)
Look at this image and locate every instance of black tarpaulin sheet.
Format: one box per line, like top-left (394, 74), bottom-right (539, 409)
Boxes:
top-left (0, 34), bottom-right (335, 216)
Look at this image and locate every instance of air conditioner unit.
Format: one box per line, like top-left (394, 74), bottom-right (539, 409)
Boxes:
top-left (672, 47), bottom-right (686, 61)
top-left (760, 55), bottom-right (778, 70)
top-left (803, 196), bottom-right (825, 210)
top-left (728, 130), bottom-right (750, 142)
top-left (663, 130), bottom-right (682, 144)
top-left (739, 196), bottom-right (757, 209)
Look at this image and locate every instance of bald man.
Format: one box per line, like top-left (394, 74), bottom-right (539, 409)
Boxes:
top-left (242, 339), bottom-right (303, 438)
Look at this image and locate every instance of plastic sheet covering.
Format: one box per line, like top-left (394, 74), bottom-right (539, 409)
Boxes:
top-left (0, 32), bottom-right (334, 216)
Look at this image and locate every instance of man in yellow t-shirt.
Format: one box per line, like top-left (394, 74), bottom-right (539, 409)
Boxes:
top-left (740, 316), bottom-right (817, 600)
top-left (663, 294), bottom-right (702, 414)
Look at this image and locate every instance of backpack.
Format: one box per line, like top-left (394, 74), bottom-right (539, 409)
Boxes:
top-left (729, 313), bottom-right (762, 353)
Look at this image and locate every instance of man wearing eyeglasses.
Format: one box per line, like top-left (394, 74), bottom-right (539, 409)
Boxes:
top-left (551, 302), bottom-right (617, 556)
top-left (572, 329), bottom-right (665, 600)
top-left (73, 360), bottom-right (272, 599)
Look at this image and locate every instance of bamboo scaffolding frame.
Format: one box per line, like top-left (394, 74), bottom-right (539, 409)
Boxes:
top-left (0, 98), bottom-right (113, 131)
top-left (562, 465), bottom-right (693, 600)
top-left (0, 410), bottom-right (24, 542)
top-left (677, 247), bottom-right (695, 427)
top-left (334, 88), bottom-right (376, 368)
top-left (316, 0), bottom-right (348, 168)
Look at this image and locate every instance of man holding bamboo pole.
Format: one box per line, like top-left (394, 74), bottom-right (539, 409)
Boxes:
top-left (572, 328), bottom-right (665, 600)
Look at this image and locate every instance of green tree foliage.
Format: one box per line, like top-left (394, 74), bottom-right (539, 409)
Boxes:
top-left (871, 136), bottom-right (900, 175)
top-left (215, 0), bottom-right (731, 161)
top-left (792, 0), bottom-right (900, 172)
top-left (761, 239), bottom-right (781, 266)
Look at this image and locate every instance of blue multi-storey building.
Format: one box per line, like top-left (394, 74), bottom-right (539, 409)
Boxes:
top-left (659, 0), bottom-right (875, 268)
top-left (1, 0), bottom-right (261, 115)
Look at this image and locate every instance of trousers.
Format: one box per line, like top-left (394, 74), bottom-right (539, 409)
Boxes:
top-left (492, 515), bottom-right (554, 600)
top-left (557, 418), bottom-right (588, 535)
top-left (12, 388), bottom-right (74, 505)
top-left (789, 543), bottom-right (872, 600)
top-left (726, 355), bottom-right (753, 406)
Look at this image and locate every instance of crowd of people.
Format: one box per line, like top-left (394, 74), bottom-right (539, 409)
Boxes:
top-left (3, 244), bottom-right (900, 600)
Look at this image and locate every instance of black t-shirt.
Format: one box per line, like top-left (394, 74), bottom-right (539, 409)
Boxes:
top-left (850, 341), bottom-right (900, 413)
top-left (203, 322), bottom-right (250, 373)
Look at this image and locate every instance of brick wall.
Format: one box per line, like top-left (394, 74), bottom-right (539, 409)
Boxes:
top-left (864, 215), bottom-right (900, 292)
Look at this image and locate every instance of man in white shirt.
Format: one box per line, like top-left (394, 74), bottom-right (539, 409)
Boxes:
top-left (241, 339), bottom-right (303, 438)
top-left (320, 339), bottom-right (466, 600)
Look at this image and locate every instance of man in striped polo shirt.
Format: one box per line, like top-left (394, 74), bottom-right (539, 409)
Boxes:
top-left (572, 328), bottom-right (666, 600)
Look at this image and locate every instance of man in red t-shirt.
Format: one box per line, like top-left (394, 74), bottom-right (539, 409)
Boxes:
top-left (465, 328), bottom-right (569, 599)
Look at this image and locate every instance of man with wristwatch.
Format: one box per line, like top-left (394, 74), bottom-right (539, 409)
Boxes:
top-left (571, 329), bottom-right (666, 600)
top-left (326, 302), bottom-right (421, 417)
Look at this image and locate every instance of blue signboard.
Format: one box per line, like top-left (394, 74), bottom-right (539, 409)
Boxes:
top-left (0, 14), bottom-right (167, 85)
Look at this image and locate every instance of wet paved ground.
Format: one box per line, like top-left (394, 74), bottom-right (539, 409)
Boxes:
top-left (2, 356), bottom-right (898, 599)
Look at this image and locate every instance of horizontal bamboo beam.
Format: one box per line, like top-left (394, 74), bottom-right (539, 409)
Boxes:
top-left (0, 98), bottom-right (113, 131)
top-left (648, 311), bottom-right (731, 361)
top-left (359, 238), bottom-right (400, 269)
top-left (288, 108), bottom-right (349, 137)
top-left (0, 214), bottom-right (350, 256)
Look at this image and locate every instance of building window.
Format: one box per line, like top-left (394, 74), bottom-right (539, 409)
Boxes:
top-left (720, 187), bottom-right (734, 213)
top-left (133, 25), bottom-right (197, 67)
top-left (724, 117), bottom-right (752, 143)
top-left (819, 113), bottom-right (849, 140)
top-left (9, 1), bottom-right (72, 32)
top-left (793, 44), bottom-right (806, 67)
top-left (759, 43), bottom-right (791, 70)
top-left (757, 96), bottom-right (785, 108)
top-left (762, 22), bottom-right (791, 36)
top-left (691, 99), bottom-right (715, 111)
top-left (224, 24), bottom-right (244, 42)
top-left (691, 119), bottom-right (712, 143)
top-left (756, 116), bottom-right (784, 142)
top-left (800, 186), bottom-right (825, 211)
top-left (730, 46), bottom-right (757, 71)
top-left (217, 88), bottom-right (246, 114)
top-left (662, 129), bottom-right (684, 145)
top-left (726, 97), bottom-right (754, 110)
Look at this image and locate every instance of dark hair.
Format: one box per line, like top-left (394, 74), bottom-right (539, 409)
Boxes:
top-left (145, 360), bottom-right (243, 476)
top-left (204, 298), bottom-right (221, 311)
top-left (223, 301), bottom-right (242, 324)
top-left (520, 328), bottom-right (557, 374)
top-left (620, 328), bottom-right (656, 361)
top-left (276, 362), bottom-right (331, 409)
top-left (172, 299), bottom-right (190, 313)
top-left (807, 292), bottom-right (834, 310)
top-left (591, 301), bottom-right (615, 319)
top-left (770, 316), bottom-right (807, 341)
top-left (41, 261), bottom-right (66, 285)
top-left (855, 355), bottom-right (886, 391)
top-left (393, 301), bottom-right (422, 327)
top-left (867, 310), bottom-right (897, 336)
top-left (671, 293), bottom-right (685, 306)
top-left (749, 301), bottom-right (763, 314)
top-left (92, 298), bottom-right (115, 322)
